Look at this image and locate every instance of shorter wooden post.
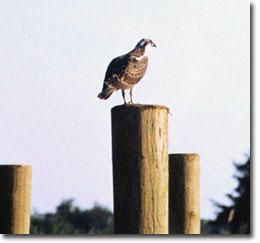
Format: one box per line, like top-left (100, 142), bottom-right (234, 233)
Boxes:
top-left (169, 154), bottom-right (200, 234)
top-left (0, 165), bottom-right (32, 234)
top-left (112, 104), bottom-right (169, 234)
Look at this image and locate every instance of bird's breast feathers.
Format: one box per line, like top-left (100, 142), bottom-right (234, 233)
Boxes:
top-left (104, 53), bottom-right (148, 88)
top-left (126, 56), bottom-right (148, 80)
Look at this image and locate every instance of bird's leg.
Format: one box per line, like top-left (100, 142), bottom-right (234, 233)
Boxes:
top-left (122, 90), bottom-right (127, 104)
top-left (129, 88), bottom-right (133, 104)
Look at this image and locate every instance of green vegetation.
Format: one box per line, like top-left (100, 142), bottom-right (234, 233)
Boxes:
top-left (30, 199), bottom-right (113, 234)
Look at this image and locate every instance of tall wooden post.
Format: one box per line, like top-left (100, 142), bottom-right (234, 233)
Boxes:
top-left (0, 165), bottom-right (32, 234)
top-left (169, 154), bottom-right (200, 234)
top-left (112, 104), bottom-right (169, 234)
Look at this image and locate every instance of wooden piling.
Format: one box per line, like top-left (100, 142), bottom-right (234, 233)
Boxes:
top-left (112, 104), bottom-right (169, 234)
top-left (0, 165), bottom-right (32, 234)
top-left (169, 154), bottom-right (200, 234)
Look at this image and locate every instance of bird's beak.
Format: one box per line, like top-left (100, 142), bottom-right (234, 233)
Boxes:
top-left (152, 42), bottom-right (157, 48)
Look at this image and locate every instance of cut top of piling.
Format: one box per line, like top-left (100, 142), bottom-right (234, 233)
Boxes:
top-left (112, 104), bottom-right (169, 112)
top-left (0, 165), bottom-right (32, 169)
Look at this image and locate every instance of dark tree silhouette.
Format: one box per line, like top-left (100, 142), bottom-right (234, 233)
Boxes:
top-left (209, 155), bottom-right (250, 234)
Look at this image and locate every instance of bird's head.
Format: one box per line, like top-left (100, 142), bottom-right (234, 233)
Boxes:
top-left (135, 38), bottom-right (157, 49)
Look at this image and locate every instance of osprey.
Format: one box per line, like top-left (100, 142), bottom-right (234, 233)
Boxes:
top-left (98, 38), bottom-right (156, 104)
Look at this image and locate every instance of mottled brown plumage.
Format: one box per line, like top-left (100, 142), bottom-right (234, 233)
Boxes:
top-left (98, 39), bottom-right (156, 104)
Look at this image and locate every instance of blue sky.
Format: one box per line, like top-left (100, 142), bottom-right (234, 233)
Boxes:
top-left (0, 0), bottom-right (249, 220)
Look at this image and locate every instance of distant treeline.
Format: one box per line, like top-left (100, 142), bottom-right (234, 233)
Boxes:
top-left (31, 155), bottom-right (250, 234)
top-left (30, 200), bottom-right (113, 234)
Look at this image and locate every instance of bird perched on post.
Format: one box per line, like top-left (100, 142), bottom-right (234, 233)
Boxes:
top-left (98, 38), bottom-right (156, 104)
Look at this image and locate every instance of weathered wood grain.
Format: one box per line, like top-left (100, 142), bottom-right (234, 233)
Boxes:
top-left (112, 104), bottom-right (169, 234)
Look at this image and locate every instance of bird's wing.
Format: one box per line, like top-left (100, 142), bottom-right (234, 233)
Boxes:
top-left (103, 54), bottom-right (130, 88)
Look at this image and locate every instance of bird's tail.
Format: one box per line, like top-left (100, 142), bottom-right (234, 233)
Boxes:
top-left (98, 86), bottom-right (115, 100)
